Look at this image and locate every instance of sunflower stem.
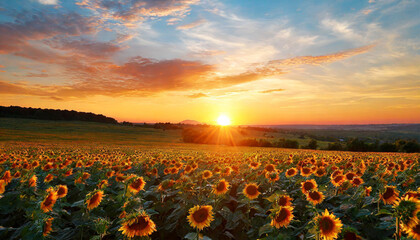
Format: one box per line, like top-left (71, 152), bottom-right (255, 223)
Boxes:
top-left (395, 216), bottom-right (400, 240)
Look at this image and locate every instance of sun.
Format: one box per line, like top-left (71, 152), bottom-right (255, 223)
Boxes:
top-left (217, 115), bottom-right (231, 126)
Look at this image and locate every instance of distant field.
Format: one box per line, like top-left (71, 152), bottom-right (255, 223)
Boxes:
top-left (0, 118), bottom-right (331, 148)
top-left (0, 118), bottom-right (183, 145)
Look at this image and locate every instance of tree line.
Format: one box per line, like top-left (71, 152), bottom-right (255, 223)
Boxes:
top-left (0, 106), bottom-right (118, 124)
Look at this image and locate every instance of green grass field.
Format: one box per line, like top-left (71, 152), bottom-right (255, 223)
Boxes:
top-left (0, 118), bottom-right (183, 145)
top-left (0, 118), bottom-right (330, 148)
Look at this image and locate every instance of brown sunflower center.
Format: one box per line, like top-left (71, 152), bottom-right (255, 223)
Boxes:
top-left (303, 182), bottom-right (315, 191)
top-left (346, 173), bottom-right (355, 180)
top-left (319, 216), bottom-right (335, 234)
top-left (275, 208), bottom-right (289, 222)
top-left (309, 191), bottom-right (321, 200)
top-left (246, 185), bottom-right (258, 195)
top-left (57, 187), bottom-right (66, 196)
top-left (89, 193), bottom-right (100, 204)
top-left (204, 172), bottom-right (211, 177)
top-left (287, 169), bottom-right (296, 175)
top-left (192, 208), bottom-right (209, 223)
top-left (131, 179), bottom-right (144, 189)
top-left (353, 178), bottom-right (361, 185)
top-left (129, 216), bottom-right (149, 231)
top-left (278, 197), bottom-right (289, 206)
top-left (334, 176), bottom-right (344, 182)
top-left (44, 194), bottom-right (55, 206)
top-left (412, 224), bottom-right (420, 234)
top-left (265, 165), bottom-right (275, 172)
top-left (217, 182), bottom-right (226, 191)
top-left (302, 168), bottom-right (310, 174)
top-left (382, 187), bottom-right (395, 199)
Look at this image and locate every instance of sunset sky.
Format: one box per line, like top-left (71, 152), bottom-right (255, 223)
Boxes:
top-left (1, 0), bottom-right (419, 125)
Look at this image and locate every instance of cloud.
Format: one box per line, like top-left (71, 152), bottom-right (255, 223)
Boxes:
top-left (0, 43), bottom-right (376, 100)
top-left (187, 92), bottom-right (208, 98)
top-left (45, 38), bottom-right (122, 58)
top-left (37, 0), bottom-right (59, 5)
top-left (260, 88), bottom-right (285, 94)
top-left (177, 18), bottom-right (206, 30)
top-left (0, 11), bottom-right (96, 54)
top-left (25, 73), bottom-right (50, 78)
top-left (362, 9), bottom-right (373, 15)
top-left (265, 44), bottom-right (375, 67)
top-left (76, 0), bottom-right (200, 25)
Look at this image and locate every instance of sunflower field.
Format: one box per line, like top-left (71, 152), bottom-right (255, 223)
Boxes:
top-left (0, 144), bottom-right (419, 240)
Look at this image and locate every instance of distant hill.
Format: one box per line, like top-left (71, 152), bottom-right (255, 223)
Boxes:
top-left (179, 119), bottom-right (202, 125)
top-left (0, 106), bottom-right (118, 124)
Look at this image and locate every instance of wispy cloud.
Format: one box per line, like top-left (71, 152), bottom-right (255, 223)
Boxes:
top-left (187, 92), bottom-right (208, 98)
top-left (177, 18), bottom-right (206, 30)
top-left (260, 88), bottom-right (285, 94)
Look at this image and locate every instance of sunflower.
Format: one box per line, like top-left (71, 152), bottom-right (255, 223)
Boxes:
top-left (271, 206), bottom-right (294, 228)
top-left (56, 185), bottom-right (68, 198)
top-left (394, 196), bottom-right (420, 229)
top-left (301, 179), bottom-right (318, 195)
top-left (265, 164), bottom-right (277, 173)
top-left (315, 209), bottom-right (343, 240)
top-left (212, 179), bottom-right (230, 195)
top-left (157, 179), bottom-right (175, 192)
top-left (351, 177), bottom-right (364, 187)
top-left (365, 186), bottom-right (372, 196)
top-left (277, 194), bottom-right (293, 207)
top-left (184, 165), bottom-right (193, 174)
top-left (300, 167), bottom-right (312, 177)
top-left (64, 169), bottom-right (73, 177)
top-left (41, 189), bottom-right (58, 212)
top-left (406, 222), bottom-right (420, 240)
top-left (202, 170), bottom-right (213, 180)
top-left (44, 174), bottom-right (54, 183)
top-left (285, 168), bottom-right (298, 177)
top-left (128, 177), bottom-right (146, 194)
top-left (28, 174), bottom-right (37, 188)
top-left (250, 162), bottom-right (261, 170)
top-left (381, 185), bottom-right (399, 205)
top-left (119, 211), bottom-right (156, 238)
top-left (222, 167), bottom-right (232, 176)
top-left (265, 172), bottom-right (279, 182)
top-left (98, 180), bottom-right (108, 189)
top-left (86, 190), bottom-right (104, 210)
top-left (187, 205), bottom-right (214, 230)
top-left (314, 167), bottom-right (326, 177)
top-left (345, 172), bottom-right (356, 181)
top-left (1, 170), bottom-right (12, 184)
top-left (243, 183), bottom-right (260, 200)
top-left (331, 175), bottom-right (345, 187)
top-left (0, 180), bottom-right (6, 194)
top-left (340, 229), bottom-right (362, 240)
top-left (306, 190), bottom-right (325, 205)
top-left (43, 217), bottom-right (54, 236)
